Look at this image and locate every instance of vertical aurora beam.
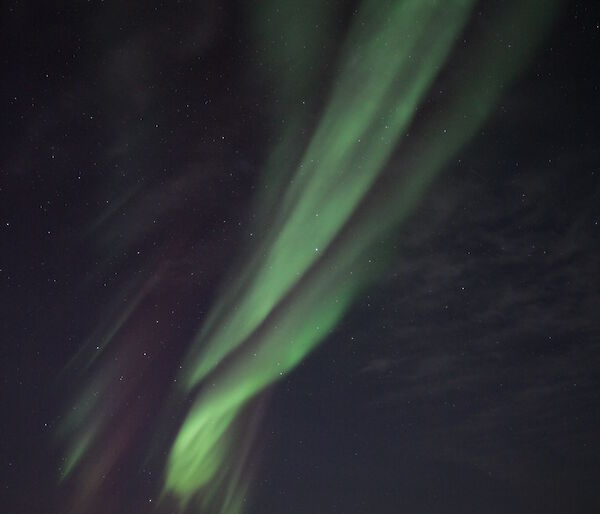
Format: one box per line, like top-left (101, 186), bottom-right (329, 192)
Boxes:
top-left (161, 0), bottom-right (563, 509)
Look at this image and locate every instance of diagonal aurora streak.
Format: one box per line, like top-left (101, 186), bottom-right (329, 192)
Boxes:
top-left (55, 0), bottom-right (562, 512)
top-left (180, 0), bottom-right (476, 391)
top-left (163, 0), bottom-right (562, 510)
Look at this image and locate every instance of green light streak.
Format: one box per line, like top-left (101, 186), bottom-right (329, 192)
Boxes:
top-left (55, 274), bottom-right (156, 481)
top-left (181, 0), bottom-right (476, 391)
top-left (54, 0), bottom-right (562, 511)
top-left (163, 0), bottom-right (562, 509)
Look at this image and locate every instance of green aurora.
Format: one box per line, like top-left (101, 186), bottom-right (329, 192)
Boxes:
top-left (56, 1), bottom-right (563, 512)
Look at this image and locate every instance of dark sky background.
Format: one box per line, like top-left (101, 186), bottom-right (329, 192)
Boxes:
top-left (2, 1), bottom-right (600, 513)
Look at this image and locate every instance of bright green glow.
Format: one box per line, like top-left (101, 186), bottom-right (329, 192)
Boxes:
top-left (165, 244), bottom-right (376, 507)
top-left (54, 0), bottom-right (562, 511)
top-left (181, 0), bottom-right (476, 390)
top-left (163, 0), bottom-right (562, 509)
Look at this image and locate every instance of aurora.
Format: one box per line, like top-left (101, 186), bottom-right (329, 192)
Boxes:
top-left (52, 0), bottom-right (564, 512)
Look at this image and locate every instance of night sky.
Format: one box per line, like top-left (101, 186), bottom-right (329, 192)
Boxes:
top-left (2, 1), bottom-right (600, 513)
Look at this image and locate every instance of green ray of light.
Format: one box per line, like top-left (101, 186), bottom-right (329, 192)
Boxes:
top-left (53, 0), bottom-right (562, 511)
top-left (163, 0), bottom-right (562, 508)
top-left (180, 0), bottom-right (476, 391)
